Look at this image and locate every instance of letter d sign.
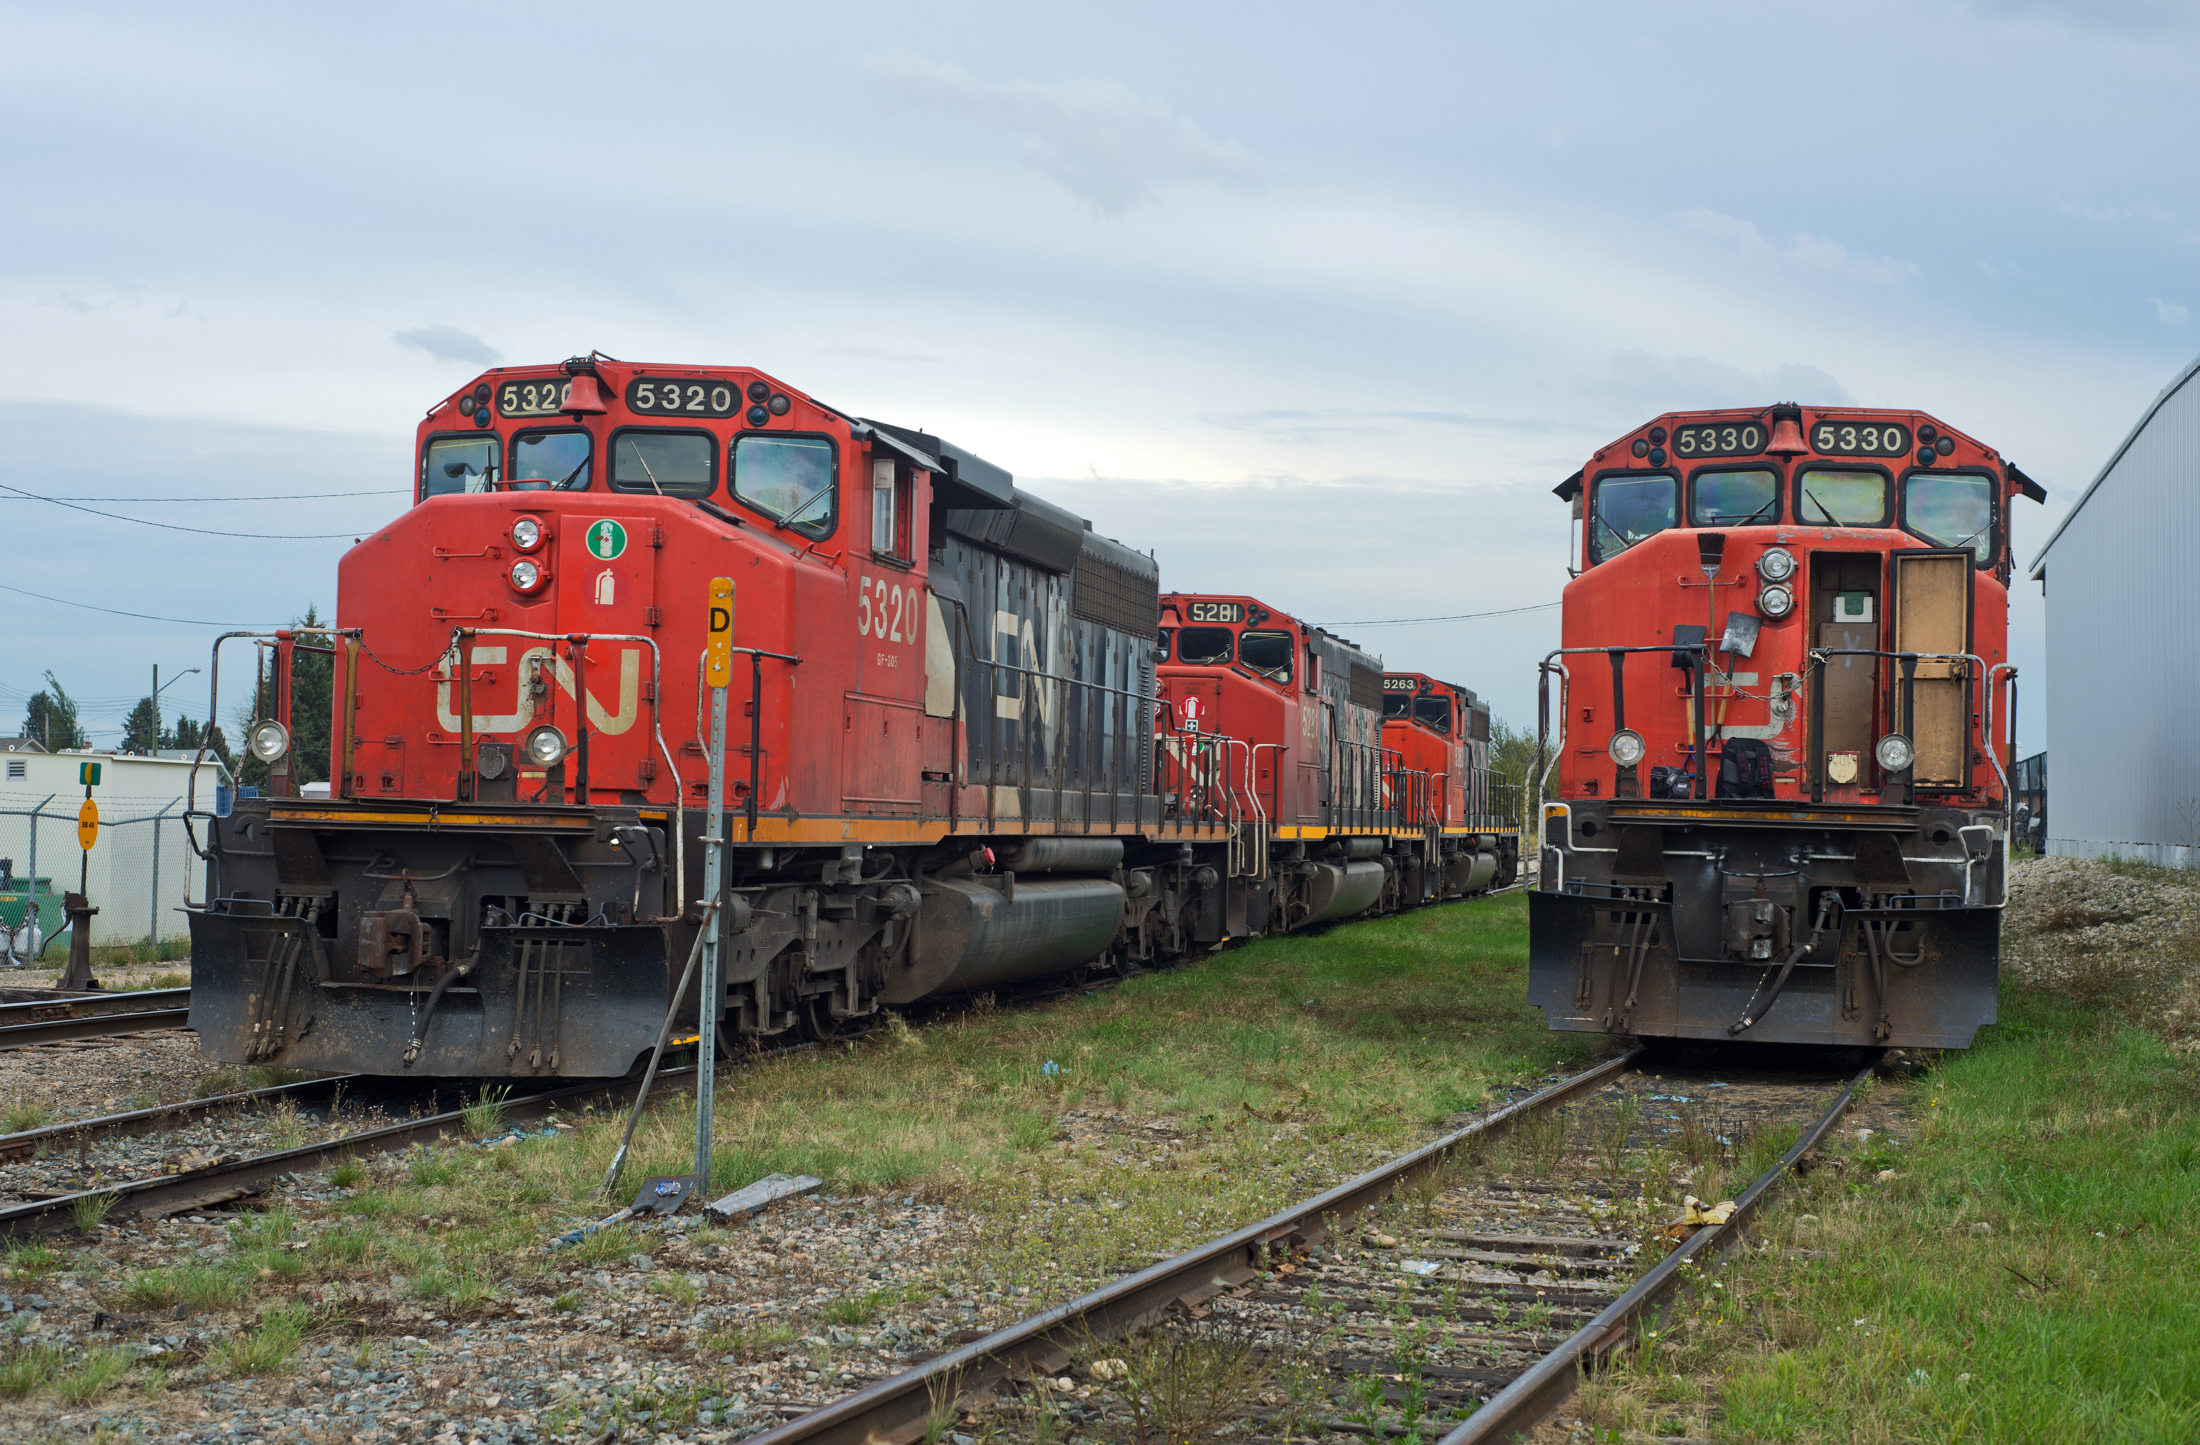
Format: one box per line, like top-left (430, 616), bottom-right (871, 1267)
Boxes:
top-left (705, 578), bottom-right (735, 688)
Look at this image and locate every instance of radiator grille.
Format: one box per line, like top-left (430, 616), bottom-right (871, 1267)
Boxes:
top-left (1072, 553), bottom-right (1160, 636)
top-left (1349, 663), bottom-right (1383, 710)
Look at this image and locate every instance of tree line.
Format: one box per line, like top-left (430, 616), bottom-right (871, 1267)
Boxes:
top-left (13, 607), bottom-right (331, 787)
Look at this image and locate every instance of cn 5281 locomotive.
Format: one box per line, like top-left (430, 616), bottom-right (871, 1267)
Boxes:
top-left (1529, 405), bottom-right (2045, 1049)
top-left (184, 356), bottom-right (1517, 1078)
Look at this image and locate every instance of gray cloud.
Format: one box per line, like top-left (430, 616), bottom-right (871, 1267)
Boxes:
top-left (1599, 352), bottom-right (1857, 415)
top-left (393, 324), bottom-right (502, 366)
top-left (866, 56), bottom-right (1270, 216)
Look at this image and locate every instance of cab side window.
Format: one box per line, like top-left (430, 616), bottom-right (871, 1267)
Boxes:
top-left (732, 435), bottom-right (836, 537)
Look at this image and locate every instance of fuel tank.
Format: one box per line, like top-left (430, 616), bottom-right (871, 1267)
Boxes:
top-left (880, 876), bottom-right (1124, 1002)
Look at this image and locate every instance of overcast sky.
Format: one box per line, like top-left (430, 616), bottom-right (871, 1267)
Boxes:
top-left (3, 0), bottom-right (2196, 751)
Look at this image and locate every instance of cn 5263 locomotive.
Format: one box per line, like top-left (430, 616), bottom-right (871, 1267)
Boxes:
top-left (184, 356), bottom-right (1517, 1078)
top-left (1529, 405), bottom-right (2045, 1049)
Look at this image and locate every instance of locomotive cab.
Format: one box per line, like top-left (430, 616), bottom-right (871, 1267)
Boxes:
top-left (1530, 405), bottom-right (2046, 1050)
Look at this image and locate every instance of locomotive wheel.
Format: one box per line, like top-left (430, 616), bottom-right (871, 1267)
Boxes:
top-left (801, 995), bottom-right (845, 1043)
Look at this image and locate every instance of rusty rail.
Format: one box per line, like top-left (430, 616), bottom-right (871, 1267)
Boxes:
top-left (0, 1068), bottom-right (696, 1238)
top-left (1436, 1060), bottom-right (1876, 1444)
top-left (0, 987), bottom-right (194, 1051)
top-left (741, 1049), bottom-right (1644, 1445)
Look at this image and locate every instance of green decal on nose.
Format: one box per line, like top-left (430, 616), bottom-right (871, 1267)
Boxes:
top-left (587, 520), bottom-right (628, 560)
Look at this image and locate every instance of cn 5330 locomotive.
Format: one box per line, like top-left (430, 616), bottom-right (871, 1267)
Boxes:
top-left (184, 356), bottom-right (1518, 1078)
top-left (1530, 405), bottom-right (2045, 1049)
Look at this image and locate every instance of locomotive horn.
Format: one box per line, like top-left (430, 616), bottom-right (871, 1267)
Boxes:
top-left (560, 373), bottom-right (609, 416)
top-left (1766, 403), bottom-right (1808, 459)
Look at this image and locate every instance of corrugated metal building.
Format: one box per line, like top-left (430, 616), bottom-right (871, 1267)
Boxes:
top-left (2030, 352), bottom-right (2200, 864)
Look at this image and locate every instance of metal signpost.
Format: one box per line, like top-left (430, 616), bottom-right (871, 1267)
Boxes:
top-left (62, 762), bottom-right (101, 991)
top-left (696, 578), bottom-right (735, 1182)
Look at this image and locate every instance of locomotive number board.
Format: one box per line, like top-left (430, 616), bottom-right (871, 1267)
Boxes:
top-left (1811, 420), bottom-right (1912, 456)
top-left (1672, 422), bottom-right (1766, 457)
top-left (627, 378), bottom-right (747, 417)
top-left (1185, 601), bottom-right (1243, 623)
top-left (1382, 676), bottom-right (1419, 693)
top-left (497, 379), bottom-right (574, 417)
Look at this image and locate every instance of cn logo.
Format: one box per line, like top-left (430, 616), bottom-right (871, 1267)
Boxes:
top-left (1177, 695), bottom-right (1204, 731)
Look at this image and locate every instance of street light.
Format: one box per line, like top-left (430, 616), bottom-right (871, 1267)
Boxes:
top-left (152, 665), bottom-right (202, 700)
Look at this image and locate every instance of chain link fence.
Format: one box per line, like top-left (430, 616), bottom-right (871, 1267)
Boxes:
top-left (1, 797), bottom-right (198, 968)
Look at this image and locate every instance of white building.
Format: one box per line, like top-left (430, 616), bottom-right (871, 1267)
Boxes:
top-left (2029, 350), bottom-right (2200, 864)
top-left (0, 748), bottom-right (231, 945)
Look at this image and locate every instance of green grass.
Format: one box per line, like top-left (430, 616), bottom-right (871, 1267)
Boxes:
top-left (1578, 985), bottom-right (2200, 1442)
top-left (1, 1097), bottom-right (50, 1134)
top-left (1, 1240), bottom-right (62, 1280)
top-left (53, 1347), bottom-right (129, 1404)
top-left (211, 1305), bottom-right (312, 1376)
top-left (120, 1262), bottom-right (247, 1312)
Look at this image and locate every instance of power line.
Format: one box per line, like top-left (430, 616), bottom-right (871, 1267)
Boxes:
top-left (0, 580), bottom-right (281, 628)
top-left (0, 482), bottom-right (367, 539)
top-left (1330, 601), bottom-right (1562, 628)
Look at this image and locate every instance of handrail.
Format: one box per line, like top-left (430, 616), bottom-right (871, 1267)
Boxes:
top-left (461, 627), bottom-right (684, 916)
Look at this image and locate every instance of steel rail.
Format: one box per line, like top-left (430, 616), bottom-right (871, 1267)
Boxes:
top-left (0, 997), bottom-right (196, 1051)
top-left (742, 1049), bottom-right (1646, 1445)
top-left (0, 987), bottom-right (191, 1026)
top-left (0, 1073), bottom-right (365, 1162)
top-left (0, 1067), bottom-right (697, 1239)
top-left (1436, 1059), bottom-right (1876, 1445)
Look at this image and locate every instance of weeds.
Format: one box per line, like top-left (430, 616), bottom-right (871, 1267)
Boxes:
top-left (0, 1341), bottom-right (63, 1397)
top-left (54, 1347), bottom-right (129, 1403)
top-left (1, 1096), bottom-right (49, 1134)
top-left (1516, 1107), bottom-right (1567, 1177)
top-left (211, 1305), bottom-right (312, 1376)
top-left (463, 1086), bottom-right (513, 1137)
top-left (330, 1159), bottom-right (366, 1188)
top-left (1091, 1326), bottom-right (1269, 1443)
top-left (2, 1240), bottom-right (61, 1279)
top-left (121, 1262), bottom-right (246, 1311)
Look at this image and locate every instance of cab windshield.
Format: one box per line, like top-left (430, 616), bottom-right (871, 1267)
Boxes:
top-left (512, 431), bottom-right (592, 491)
top-left (1796, 468), bottom-right (1888, 527)
top-left (1382, 693), bottom-right (1412, 720)
top-left (421, 436), bottom-right (499, 499)
top-left (1238, 630), bottom-right (1293, 683)
top-left (1905, 471), bottom-right (1995, 560)
top-left (1692, 468), bottom-right (1779, 526)
top-left (1413, 694), bottom-right (1452, 734)
top-left (1176, 628), bottom-right (1233, 666)
top-left (1591, 473), bottom-right (1676, 561)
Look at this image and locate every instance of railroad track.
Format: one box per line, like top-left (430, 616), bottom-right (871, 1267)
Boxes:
top-left (0, 1067), bottom-right (695, 1239)
top-left (0, 986), bottom-right (193, 1051)
top-left (741, 1049), bottom-right (1873, 1444)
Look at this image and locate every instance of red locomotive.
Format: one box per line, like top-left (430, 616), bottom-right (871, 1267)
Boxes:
top-left (1530, 404), bottom-right (2045, 1048)
top-left (1152, 595), bottom-right (1516, 936)
top-left (1380, 671), bottom-right (1505, 893)
top-left (183, 356), bottom-right (1518, 1078)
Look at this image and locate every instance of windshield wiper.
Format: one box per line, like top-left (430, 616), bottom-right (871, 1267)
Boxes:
top-left (1803, 489), bottom-right (1840, 526)
top-left (624, 439), bottom-right (665, 496)
top-left (773, 483), bottom-right (834, 532)
top-left (1707, 499), bottom-right (1778, 526)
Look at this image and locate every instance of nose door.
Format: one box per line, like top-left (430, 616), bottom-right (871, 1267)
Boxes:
top-left (554, 513), bottom-right (659, 798)
top-left (1891, 550), bottom-right (1972, 788)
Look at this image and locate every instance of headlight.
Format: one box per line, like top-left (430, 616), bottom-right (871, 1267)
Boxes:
top-left (1758, 582), bottom-right (1795, 618)
top-left (248, 720), bottom-right (291, 764)
top-left (1608, 729), bottom-right (1646, 768)
top-left (1756, 546), bottom-right (1796, 582)
top-left (511, 517), bottom-right (543, 551)
top-left (1876, 733), bottom-right (1915, 772)
top-left (510, 558), bottom-right (545, 592)
top-left (524, 725), bottom-right (570, 767)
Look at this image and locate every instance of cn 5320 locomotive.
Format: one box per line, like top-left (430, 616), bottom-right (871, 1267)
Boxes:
top-left (1530, 405), bottom-right (2044, 1049)
top-left (184, 356), bottom-right (1518, 1078)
